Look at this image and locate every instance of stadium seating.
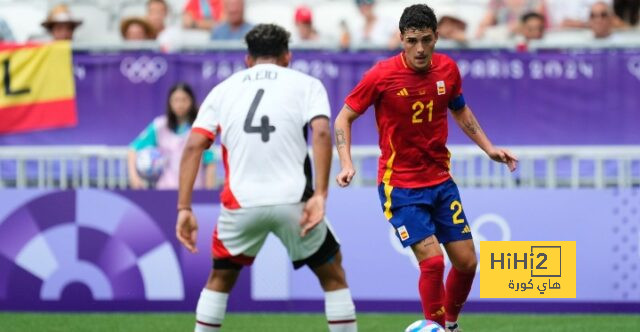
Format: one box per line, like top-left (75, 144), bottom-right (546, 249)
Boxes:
top-left (0, 1), bottom-right (46, 42)
top-left (245, 2), bottom-right (296, 37)
top-left (67, 2), bottom-right (113, 42)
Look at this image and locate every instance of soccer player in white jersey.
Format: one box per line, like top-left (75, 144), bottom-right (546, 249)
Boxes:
top-left (176, 24), bottom-right (358, 332)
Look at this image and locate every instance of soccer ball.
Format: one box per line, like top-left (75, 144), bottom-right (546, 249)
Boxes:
top-left (135, 148), bottom-right (166, 182)
top-left (405, 319), bottom-right (445, 332)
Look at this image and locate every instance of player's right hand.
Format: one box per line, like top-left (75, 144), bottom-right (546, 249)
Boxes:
top-left (176, 209), bottom-right (199, 253)
top-left (300, 194), bottom-right (325, 237)
top-left (336, 167), bottom-right (356, 187)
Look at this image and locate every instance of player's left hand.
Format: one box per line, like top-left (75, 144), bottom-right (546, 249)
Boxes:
top-left (487, 147), bottom-right (518, 172)
top-left (176, 209), bottom-right (199, 253)
top-left (300, 194), bottom-right (325, 237)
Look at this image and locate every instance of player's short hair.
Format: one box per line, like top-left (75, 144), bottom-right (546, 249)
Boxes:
top-left (399, 4), bottom-right (438, 34)
top-left (245, 24), bottom-right (290, 58)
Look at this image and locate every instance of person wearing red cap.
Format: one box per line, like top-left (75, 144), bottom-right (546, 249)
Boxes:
top-left (293, 5), bottom-right (320, 43)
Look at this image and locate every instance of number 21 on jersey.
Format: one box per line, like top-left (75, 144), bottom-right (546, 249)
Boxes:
top-left (411, 100), bottom-right (433, 124)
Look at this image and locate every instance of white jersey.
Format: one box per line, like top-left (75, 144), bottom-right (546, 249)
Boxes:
top-left (193, 63), bottom-right (331, 208)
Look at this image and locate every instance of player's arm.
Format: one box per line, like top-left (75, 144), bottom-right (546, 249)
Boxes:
top-left (334, 104), bottom-right (361, 187)
top-left (311, 116), bottom-right (332, 198)
top-left (450, 105), bottom-right (518, 172)
top-left (176, 131), bottom-right (213, 253)
top-left (300, 116), bottom-right (332, 237)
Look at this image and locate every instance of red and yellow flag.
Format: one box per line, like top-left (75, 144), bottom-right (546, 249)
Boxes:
top-left (0, 42), bottom-right (77, 134)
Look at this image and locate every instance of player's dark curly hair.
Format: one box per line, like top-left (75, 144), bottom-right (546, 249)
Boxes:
top-left (245, 24), bottom-right (290, 58)
top-left (398, 4), bottom-right (438, 34)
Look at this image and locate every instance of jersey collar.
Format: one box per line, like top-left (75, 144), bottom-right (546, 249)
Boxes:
top-left (399, 52), bottom-right (433, 74)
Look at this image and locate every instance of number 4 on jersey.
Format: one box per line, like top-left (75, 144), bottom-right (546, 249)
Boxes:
top-left (244, 89), bottom-right (276, 142)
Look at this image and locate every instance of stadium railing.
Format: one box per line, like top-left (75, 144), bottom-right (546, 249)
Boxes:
top-left (1, 145), bottom-right (639, 189)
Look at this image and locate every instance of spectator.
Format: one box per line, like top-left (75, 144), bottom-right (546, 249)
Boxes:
top-left (292, 5), bottom-right (320, 43)
top-left (211, 0), bottom-right (253, 40)
top-left (546, 0), bottom-right (612, 29)
top-left (0, 17), bottom-right (15, 42)
top-left (147, 0), bottom-right (168, 35)
top-left (515, 11), bottom-right (545, 51)
top-left (120, 17), bottom-right (155, 41)
top-left (128, 83), bottom-right (216, 190)
top-left (183, 0), bottom-right (224, 31)
top-left (476, 0), bottom-right (545, 39)
top-left (437, 14), bottom-right (467, 43)
top-left (613, 0), bottom-right (640, 27)
top-left (520, 12), bottom-right (545, 40)
top-left (145, 0), bottom-right (181, 50)
top-left (341, 0), bottom-right (398, 49)
top-left (41, 4), bottom-right (83, 41)
top-left (590, 1), bottom-right (618, 38)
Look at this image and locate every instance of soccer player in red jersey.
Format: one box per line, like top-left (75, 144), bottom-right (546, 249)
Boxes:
top-left (334, 4), bottom-right (517, 331)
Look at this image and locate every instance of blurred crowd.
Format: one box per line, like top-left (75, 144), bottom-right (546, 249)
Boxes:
top-left (0, 0), bottom-right (638, 50)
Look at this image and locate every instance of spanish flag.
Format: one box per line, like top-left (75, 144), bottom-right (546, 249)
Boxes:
top-left (0, 42), bottom-right (77, 134)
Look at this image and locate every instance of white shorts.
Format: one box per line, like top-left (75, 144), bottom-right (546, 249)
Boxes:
top-left (211, 202), bottom-right (340, 269)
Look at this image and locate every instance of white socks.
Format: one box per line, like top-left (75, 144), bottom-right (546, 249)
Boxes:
top-left (194, 289), bottom-right (229, 332)
top-left (325, 288), bottom-right (357, 332)
top-left (194, 288), bottom-right (356, 331)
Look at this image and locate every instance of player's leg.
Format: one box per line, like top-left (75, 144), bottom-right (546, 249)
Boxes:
top-left (379, 184), bottom-right (446, 326)
top-left (432, 179), bottom-right (476, 331)
top-left (196, 263), bottom-right (241, 332)
top-left (443, 239), bottom-right (476, 330)
top-left (271, 203), bottom-right (357, 332)
top-left (411, 234), bottom-right (446, 327)
top-left (195, 207), bottom-right (270, 332)
top-left (311, 250), bottom-right (358, 332)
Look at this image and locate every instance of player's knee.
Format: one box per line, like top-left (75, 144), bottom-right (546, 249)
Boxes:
top-left (207, 269), bottom-right (240, 292)
top-left (317, 263), bottom-right (348, 291)
top-left (456, 256), bottom-right (477, 273)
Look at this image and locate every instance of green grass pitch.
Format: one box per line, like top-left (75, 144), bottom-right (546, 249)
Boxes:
top-left (1, 312), bottom-right (638, 331)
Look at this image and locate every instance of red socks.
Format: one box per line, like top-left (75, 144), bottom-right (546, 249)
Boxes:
top-left (419, 256), bottom-right (476, 326)
top-left (444, 266), bottom-right (476, 323)
top-left (418, 255), bottom-right (445, 327)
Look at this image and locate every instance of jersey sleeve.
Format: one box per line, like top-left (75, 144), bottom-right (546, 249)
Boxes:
top-left (305, 79), bottom-right (331, 122)
top-left (448, 61), bottom-right (466, 111)
top-left (129, 121), bottom-right (157, 150)
top-left (344, 65), bottom-right (381, 114)
top-left (192, 87), bottom-right (220, 140)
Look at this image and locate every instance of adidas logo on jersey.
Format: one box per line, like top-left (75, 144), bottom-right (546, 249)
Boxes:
top-left (461, 225), bottom-right (471, 234)
top-left (396, 88), bottom-right (409, 96)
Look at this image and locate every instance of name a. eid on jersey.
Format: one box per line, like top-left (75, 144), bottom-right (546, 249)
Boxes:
top-left (243, 70), bottom-right (278, 82)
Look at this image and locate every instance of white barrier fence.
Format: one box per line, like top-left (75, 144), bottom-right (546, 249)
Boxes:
top-left (1, 145), bottom-right (639, 189)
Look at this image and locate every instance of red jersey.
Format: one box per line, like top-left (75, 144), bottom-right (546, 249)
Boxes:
top-left (345, 52), bottom-right (465, 188)
top-left (184, 0), bottom-right (224, 21)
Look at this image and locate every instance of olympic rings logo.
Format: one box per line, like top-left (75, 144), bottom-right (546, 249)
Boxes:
top-left (120, 56), bottom-right (168, 83)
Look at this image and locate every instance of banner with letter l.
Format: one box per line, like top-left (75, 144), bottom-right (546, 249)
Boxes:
top-left (0, 42), bottom-right (77, 134)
